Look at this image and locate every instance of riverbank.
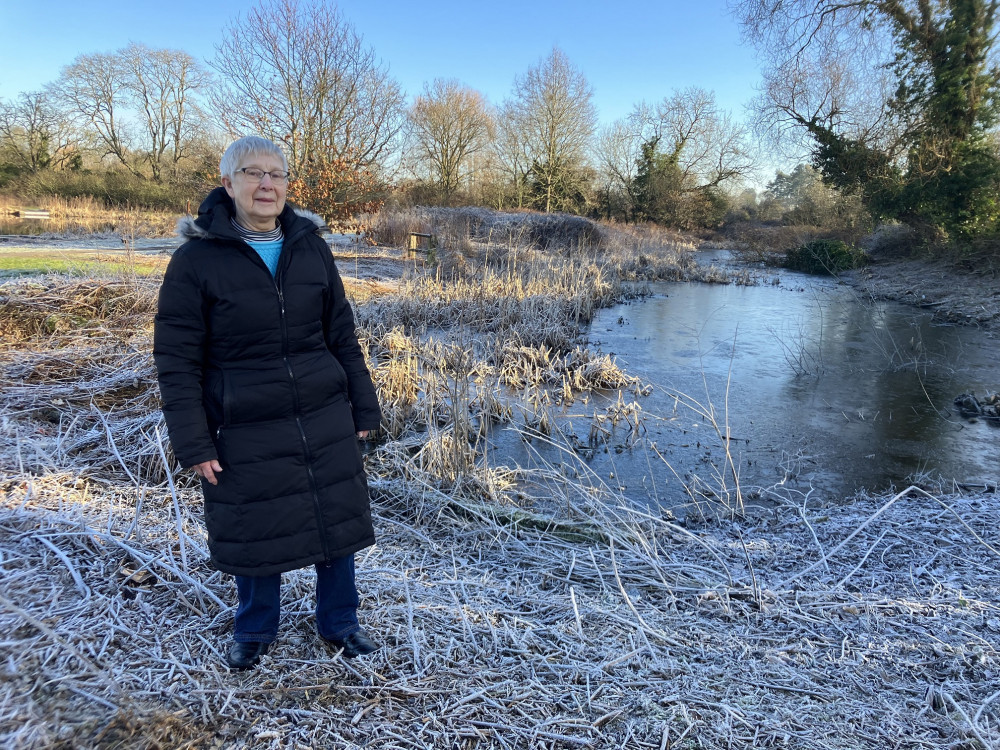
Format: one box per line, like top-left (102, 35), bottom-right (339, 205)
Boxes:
top-left (847, 256), bottom-right (1000, 331)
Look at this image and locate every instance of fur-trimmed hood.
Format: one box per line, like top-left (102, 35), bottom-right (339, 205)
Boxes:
top-left (175, 186), bottom-right (327, 242)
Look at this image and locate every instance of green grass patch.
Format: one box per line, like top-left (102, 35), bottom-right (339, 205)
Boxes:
top-left (0, 254), bottom-right (166, 277)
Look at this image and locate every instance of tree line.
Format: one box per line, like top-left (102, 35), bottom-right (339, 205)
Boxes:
top-left (2, 0), bottom-right (998, 246)
top-left (0, 0), bottom-right (761, 230)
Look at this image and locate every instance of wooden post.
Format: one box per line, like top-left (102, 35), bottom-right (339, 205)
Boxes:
top-left (407, 232), bottom-right (433, 253)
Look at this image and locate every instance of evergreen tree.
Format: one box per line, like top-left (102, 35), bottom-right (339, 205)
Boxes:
top-left (632, 136), bottom-right (682, 225)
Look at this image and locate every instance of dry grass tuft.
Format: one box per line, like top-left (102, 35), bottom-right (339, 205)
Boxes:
top-left (0, 277), bottom-right (158, 345)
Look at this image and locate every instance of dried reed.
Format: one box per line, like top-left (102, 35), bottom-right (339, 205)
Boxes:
top-left (0, 194), bottom-right (179, 237)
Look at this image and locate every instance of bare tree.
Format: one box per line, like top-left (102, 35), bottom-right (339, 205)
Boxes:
top-left (733, 1), bottom-right (1000, 159)
top-left (502, 48), bottom-right (597, 212)
top-left (120, 43), bottom-right (209, 180)
top-left (53, 46), bottom-right (210, 180)
top-left (595, 119), bottom-right (644, 221)
top-left (737, 2), bottom-right (898, 159)
top-left (640, 89), bottom-right (755, 189)
top-left (0, 91), bottom-right (76, 172)
top-left (597, 88), bottom-right (754, 222)
top-left (733, 0), bottom-right (1000, 237)
top-left (407, 79), bottom-right (494, 202)
top-left (596, 120), bottom-right (640, 191)
top-left (211, 0), bottom-right (405, 175)
top-left (464, 147), bottom-right (508, 209)
top-left (492, 99), bottom-right (531, 208)
top-left (54, 52), bottom-right (136, 172)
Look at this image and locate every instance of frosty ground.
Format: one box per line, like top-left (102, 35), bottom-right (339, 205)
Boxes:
top-left (0, 215), bottom-right (998, 748)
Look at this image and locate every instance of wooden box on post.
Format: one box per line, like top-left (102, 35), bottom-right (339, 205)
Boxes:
top-left (407, 232), bottom-right (434, 255)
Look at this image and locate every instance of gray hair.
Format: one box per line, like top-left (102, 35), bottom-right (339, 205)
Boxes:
top-left (219, 136), bottom-right (288, 180)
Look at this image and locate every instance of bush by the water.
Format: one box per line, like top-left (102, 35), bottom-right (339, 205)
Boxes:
top-left (784, 239), bottom-right (869, 274)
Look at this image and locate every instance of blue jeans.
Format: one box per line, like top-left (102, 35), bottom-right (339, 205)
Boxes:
top-left (233, 554), bottom-right (360, 643)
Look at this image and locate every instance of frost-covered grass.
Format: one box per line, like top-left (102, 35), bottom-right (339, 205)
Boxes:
top-left (3, 471), bottom-right (998, 749)
top-left (5, 212), bottom-right (992, 748)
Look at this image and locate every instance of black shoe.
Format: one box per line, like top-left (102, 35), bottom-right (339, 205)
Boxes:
top-left (323, 629), bottom-right (380, 658)
top-left (227, 640), bottom-right (269, 670)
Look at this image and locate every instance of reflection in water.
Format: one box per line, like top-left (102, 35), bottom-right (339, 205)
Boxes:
top-left (605, 277), bottom-right (995, 496)
top-left (0, 218), bottom-right (118, 235)
top-left (492, 273), bottom-right (996, 508)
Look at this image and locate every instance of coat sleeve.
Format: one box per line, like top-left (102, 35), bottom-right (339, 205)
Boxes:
top-left (322, 249), bottom-right (382, 432)
top-left (153, 246), bottom-right (218, 468)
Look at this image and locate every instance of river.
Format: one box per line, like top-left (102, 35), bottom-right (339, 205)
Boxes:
top-left (7, 234), bottom-right (996, 507)
top-left (495, 262), bottom-right (997, 509)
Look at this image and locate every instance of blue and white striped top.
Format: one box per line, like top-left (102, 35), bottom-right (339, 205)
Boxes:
top-left (231, 218), bottom-right (284, 276)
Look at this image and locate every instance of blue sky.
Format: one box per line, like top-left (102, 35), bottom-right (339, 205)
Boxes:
top-left (1, 0), bottom-right (762, 126)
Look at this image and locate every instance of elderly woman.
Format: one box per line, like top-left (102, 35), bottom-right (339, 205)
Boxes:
top-left (153, 136), bottom-right (382, 670)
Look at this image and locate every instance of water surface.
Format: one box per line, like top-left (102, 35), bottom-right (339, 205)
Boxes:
top-left (495, 268), bottom-right (997, 508)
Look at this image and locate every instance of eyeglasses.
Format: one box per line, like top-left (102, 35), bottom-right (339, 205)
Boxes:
top-left (236, 167), bottom-right (291, 184)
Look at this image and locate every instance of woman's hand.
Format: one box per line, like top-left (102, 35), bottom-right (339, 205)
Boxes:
top-left (357, 431), bottom-right (369, 439)
top-left (194, 459), bottom-right (223, 485)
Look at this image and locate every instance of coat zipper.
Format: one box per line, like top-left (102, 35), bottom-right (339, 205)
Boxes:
top-left (274, 266), bottom-right (331, 563)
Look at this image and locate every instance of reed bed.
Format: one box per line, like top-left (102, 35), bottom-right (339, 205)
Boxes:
top-left (2, 210), bottom-right (997, 747)
top-left (1, 194), bottom-right (111, 216)
top-left (362, 263), bottom-right (623, 352)
top-left (1, 195), bottom-right (179, 237)
top-left (354, 235), bottom-right (659, 461)
top-left (369, 206), bottom-right (753, 291)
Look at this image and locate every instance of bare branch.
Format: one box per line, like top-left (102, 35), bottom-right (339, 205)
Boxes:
top-left (210, 0), bottom-right (405, 175)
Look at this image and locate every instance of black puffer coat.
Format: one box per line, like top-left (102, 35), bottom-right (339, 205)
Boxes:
top-left (153, 188), bottom-right (381, 576)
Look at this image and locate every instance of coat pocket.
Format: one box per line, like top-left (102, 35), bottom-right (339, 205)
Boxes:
top-left (329, 354), bottom-right (348, 390)
top-left (222, 369), bottom-right (233, 425)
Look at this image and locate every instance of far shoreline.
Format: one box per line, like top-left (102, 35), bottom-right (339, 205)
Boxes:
top-left (4, 221), bottom-right (1000, 334)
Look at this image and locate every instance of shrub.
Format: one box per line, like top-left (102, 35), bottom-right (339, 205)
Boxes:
top-left (784, 239), bottom-right (870, 274)
top-left (286, 155), bottom-right (386, 236)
